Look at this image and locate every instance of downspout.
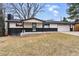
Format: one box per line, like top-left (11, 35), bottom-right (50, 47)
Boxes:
top-left (22, 21), bottom-right (25, 33)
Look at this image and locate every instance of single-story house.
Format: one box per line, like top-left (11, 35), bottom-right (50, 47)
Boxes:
top-left (5, 18), bottom-right (78, 35)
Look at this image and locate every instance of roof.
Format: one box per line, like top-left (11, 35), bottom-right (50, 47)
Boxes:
top-left (24, 18), bottom-right (45, 22)
top-left (6, 18), bottom-right (75, 25)
top-left (6, 20), bottom-right (21, 22)
top-left (75, 19), bottom-right (79, 24)
top-left (6, 18), bottom-right (45, 22)
top-left (44, 20), bottom-right (75, 25)
top-left (6, 19), bottom-right (22, 22)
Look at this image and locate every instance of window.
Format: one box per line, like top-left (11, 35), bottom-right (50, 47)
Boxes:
top-left (16, 22), bottom-right (23, 26)
top-left (44, 24), bottom-right (50, 28)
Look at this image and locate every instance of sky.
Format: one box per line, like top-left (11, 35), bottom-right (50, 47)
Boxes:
top-left (5, 3), bottom-right (69, 21)
top-left (36, 3), bottom-right (69, 21)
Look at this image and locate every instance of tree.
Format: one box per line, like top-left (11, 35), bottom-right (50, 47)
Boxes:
top-left (67, 3), bottom-right (79, 19)
top-left (62, 17), bottom-right (68, 22)
top-left (5, 3), bottom-right (45, 33)
top-left (5, 3), bottom-right (45, 20)
top-left (0, 3), bottom-right (5, 36)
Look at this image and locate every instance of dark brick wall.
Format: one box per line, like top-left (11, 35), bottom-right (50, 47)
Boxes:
top-left (8, 28), bottom-right (58, 35)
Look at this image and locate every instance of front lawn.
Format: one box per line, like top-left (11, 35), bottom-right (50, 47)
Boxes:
top-left (0, 32), bottom-right (79, 56)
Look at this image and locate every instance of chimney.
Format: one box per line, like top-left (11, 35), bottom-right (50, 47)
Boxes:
top-left (7, 14), bottom-right (14, 20)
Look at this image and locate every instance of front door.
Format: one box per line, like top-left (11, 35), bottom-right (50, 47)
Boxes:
top-left (32, 23), bottom-right (36, 31)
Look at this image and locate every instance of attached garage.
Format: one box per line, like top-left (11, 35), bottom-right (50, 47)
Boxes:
top-left (58, 25), bottom-right (70, 32)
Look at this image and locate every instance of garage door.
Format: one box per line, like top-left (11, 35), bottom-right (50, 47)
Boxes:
top-left (58, 25), bottom-right (70, 32)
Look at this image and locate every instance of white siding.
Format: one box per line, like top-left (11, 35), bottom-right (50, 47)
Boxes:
top-left (50, 24), bottom-right (57, 28)
top-left (9, 22), bottom-right (23, 28)
top-left (23, 19), bottom-right (43, 28)
top-left (9, 22), bottom-right (43, 28)
top-left (58, 25), bottom-right (70, 32)
top-left (37, 23), bottom-right (43, 28)
top-left (24, 23), bottom-right (32, 28)
top-left (24, 23), bottom-right (43, 28)
top-left (24, 19), bottom-right (43, 23)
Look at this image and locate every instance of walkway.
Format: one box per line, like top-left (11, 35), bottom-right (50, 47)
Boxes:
top-left (20, 32), bottom-right (56, 36)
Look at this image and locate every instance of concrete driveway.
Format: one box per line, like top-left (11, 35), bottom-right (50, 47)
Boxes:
top-left (61, 32), bottom-right (79, 36)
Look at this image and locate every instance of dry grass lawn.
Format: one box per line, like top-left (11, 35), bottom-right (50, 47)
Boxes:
top-left (0, 32), bottom-right (79, 56)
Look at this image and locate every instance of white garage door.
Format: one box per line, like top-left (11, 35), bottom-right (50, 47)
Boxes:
top-left (58, 25), bottom-right (70, 32)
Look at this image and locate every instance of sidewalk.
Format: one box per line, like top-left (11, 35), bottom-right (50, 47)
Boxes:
top-left (61, 32), bottom-right (79, 36)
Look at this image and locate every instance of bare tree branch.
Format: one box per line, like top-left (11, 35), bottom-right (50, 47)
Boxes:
top-left (5, 3), bottom-right (45, 20)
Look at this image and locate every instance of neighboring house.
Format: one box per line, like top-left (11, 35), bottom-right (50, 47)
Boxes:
top-left (74, 19), bottom-right (79, 31)
top-left (5, 18), bottom-right (75, 35)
